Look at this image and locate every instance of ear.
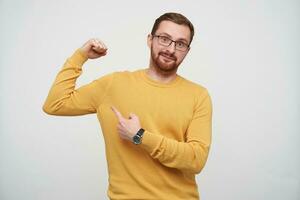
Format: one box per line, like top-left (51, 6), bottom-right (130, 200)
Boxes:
top-left (147, 34), bottom-right (152, 48)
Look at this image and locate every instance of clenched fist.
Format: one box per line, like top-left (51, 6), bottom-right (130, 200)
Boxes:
top-left (80, 38), bottom-right (108, 59)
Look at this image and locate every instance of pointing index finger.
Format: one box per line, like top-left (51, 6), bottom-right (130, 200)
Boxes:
top-left (111, 106), bottom-right (123, 121)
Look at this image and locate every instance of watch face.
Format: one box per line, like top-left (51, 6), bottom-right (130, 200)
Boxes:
top-left (133, 135), bottom-right (141, 144)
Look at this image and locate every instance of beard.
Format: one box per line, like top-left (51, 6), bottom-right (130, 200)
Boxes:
top-left (150, 46), bottom-right (182, 73)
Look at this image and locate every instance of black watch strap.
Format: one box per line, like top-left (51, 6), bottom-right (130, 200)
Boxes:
top-left (133, 128), bottom-right (145, 145)
top-left (136, 128), bottom-right (145, 137)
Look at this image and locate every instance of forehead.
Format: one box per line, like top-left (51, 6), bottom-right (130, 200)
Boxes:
top-left (155, 20), bottom-right (191, 42)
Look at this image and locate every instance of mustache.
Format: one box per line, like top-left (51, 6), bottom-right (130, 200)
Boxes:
top-left (159, 52), bottom-right (177, 61)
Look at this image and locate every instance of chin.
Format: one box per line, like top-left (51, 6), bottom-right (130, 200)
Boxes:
top-left (156, 59), bottom-right (179, 73)
top-left (158, 64), bottom-right (176, 72)
top-left (150, 49), bottom-right (180, 73)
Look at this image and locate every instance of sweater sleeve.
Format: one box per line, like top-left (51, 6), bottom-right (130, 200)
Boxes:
top-left (43, 49), bottom-right (114, 116)
top-left (140, 89), bottom-right (213, 174)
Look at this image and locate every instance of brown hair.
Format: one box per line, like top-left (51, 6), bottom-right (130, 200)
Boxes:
top-left (151, 12), bottom-right (195, 44)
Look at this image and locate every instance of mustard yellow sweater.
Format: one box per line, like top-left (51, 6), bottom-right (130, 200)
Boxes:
top-left (43, 49), bottom-right (213, 200)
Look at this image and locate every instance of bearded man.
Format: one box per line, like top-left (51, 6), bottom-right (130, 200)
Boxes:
top-left (43, 12), bottom-right (213, 200)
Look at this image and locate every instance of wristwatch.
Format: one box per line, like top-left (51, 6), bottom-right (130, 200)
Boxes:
top-left (132, 128), bottom-right (145, 145)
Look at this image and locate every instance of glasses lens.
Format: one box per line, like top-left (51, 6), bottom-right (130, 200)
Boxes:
top-left (158, 36), bottom-right (171, 46)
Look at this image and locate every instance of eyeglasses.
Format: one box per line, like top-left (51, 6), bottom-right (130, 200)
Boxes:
top-left (152, 35), bottom-right (190, 52)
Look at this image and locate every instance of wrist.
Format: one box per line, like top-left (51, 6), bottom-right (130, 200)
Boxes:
top-left (77, 48), bottom-right (89, 60)
top-left (70, 49), bottom-right (88, 67)
top-left (132, 128), bottom-right (145, 145)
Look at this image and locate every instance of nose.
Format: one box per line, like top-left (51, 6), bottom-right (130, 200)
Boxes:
top-left (166, 41), bottom-right (176, 53)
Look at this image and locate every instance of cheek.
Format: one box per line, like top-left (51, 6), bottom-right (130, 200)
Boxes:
top-left (176, 53), bottom-right (187, 61)
top-left (151, 45), bottom-right (161, 56)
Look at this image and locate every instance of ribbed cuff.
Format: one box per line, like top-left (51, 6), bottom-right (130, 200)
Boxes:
top-left (140, 130), bottom-right (163, 155)
top-left (69, 48), bottom-right (88, 67)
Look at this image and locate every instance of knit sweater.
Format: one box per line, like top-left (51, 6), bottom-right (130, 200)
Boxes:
top-left (43, 49), bottom-right (213, 200)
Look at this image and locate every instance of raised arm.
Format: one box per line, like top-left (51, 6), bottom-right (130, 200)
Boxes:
top-left (43, 39), bottom-right (113, 116)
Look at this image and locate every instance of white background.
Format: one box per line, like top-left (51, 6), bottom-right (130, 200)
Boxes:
top-left (0, 0), bottom-right (299, 199)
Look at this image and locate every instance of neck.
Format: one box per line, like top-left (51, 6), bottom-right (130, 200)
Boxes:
top-left (146, 64), bottom-right (178, 84)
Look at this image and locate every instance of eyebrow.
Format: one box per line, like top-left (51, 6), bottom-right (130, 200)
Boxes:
top-left (158, 32), bottom-right (189, 44)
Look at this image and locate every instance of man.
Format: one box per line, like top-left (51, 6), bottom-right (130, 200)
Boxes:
top-left (43, 12), bottom-right (212, 200)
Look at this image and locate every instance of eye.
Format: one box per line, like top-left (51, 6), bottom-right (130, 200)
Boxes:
top-left (176, 41), bottom-right (187, 48)
top-left (160, 36), bottom-right (170, 43)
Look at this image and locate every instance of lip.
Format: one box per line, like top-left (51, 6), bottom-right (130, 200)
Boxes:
top-left (160, 53), bottom-right (175, 61)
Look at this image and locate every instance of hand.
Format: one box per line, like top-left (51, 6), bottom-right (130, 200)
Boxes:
top-left (111, 106), bottom-right (141, 142)
top-left (80, 38), bottom-right (108, 59)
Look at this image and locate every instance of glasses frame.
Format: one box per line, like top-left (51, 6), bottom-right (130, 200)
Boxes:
top-left (152, 35), bottom-right (190, 52)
